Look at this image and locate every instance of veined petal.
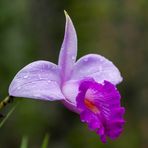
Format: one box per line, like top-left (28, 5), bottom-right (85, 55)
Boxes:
top-left (62, 80), bottom-right (79, 107)
top-left (76, 78), bottom-right (125, 143)
top-left (61, 78), bottom-right (95, 113)
top-left (71, 54), bottom-right (122, 85)
top-left (58, 11), bottom-right (77, 83)
top-left (9, 61), bottom-right (65, 101)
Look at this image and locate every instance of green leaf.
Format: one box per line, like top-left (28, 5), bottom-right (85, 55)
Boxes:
top-left (20, 136), bottom-right (28, 148)
top-left (41, 134), bottom-right (49, 148)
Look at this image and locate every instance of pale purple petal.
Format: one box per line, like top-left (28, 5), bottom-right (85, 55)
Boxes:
top-left (71, 54), bottom-right (123, 85)
top-left (58, 11), bottom-right (77, 83)
top-left (9, 61), bottom-right (65, 101)
top-left (61, 100), bottom-right (80, 113)
top-left (62, 80), bottom-right (79, 107)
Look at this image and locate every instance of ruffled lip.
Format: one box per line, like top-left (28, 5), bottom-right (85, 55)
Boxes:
top-left (76, 78), bottom-right (125, 143)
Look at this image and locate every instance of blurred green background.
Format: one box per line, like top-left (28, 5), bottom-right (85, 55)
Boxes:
top-left (0, 0), bottom-right (148, 147)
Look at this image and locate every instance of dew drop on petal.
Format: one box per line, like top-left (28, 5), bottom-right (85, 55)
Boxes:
top-left (84, 58), bottom-right (88, 62)
top-left (17, 86), bottom-right (21, 90)
top-left (72, 56), bottom-right (75, 60)
top-left (100, 58), bottom-right (104, 62)
top-left (23, 75), bottom-right (29, 79)
top-left (51, 65), bottom-right (56, 69)
top-left (38, 75), bottom-right (41, 79)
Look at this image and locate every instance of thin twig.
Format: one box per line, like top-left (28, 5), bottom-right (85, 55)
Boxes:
top-left (0, 104), bottom-right (17, 128)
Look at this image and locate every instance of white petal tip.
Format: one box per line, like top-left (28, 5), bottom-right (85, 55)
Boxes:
top-left (64, 10), bottom-right (68, 16)
top-left (64, 10), bottom-right (71, 22)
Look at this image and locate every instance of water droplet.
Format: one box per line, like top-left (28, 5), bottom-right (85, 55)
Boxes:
top-left (51, 65), bottom-right (56, 69)
top-left (17, 86), bottom-right (21, 90)
top-left (72, 56), bottom-right (75, 60)
top-left (38, 74), bottom-right (43, 80)
top-left (100, 58), bottom-right (104, 62)
top-left (24, 75), bottom-right (28, 79)
top-left (84, 58), bottom-right (88, 62)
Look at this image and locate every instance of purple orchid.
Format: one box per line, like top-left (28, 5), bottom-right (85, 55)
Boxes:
top-left (9, 11), bottom-right (125, 143)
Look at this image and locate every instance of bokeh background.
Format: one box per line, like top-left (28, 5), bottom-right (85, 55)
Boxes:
top-left (0, 0), bottom-right (148, 147)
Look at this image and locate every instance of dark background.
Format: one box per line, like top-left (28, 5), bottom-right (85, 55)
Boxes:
top-left (0, 0), bottom-right (148, 147)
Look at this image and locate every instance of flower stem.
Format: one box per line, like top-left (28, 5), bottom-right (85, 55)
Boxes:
top-left (0, 96), bottom-right (14, 110)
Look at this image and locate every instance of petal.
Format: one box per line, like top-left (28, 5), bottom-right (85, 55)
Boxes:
top-left (61, 78), bottom-right (95, 113)
top-left (76, 79), bottom-right (125, 142)
top-left (62, 80), bottom-right (79, 106)
top-left (71, 54), bottom-right (123, 85)
top-left (62, 100), bottom-right (80, 113)
top-left (9, 61), bottom-right (65, 101)
top-left (58, 11), bottom-right (77, 83)
top-left (80, 110), bottom-right (101, 130)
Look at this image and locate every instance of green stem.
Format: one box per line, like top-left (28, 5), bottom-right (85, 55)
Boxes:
top-left (0, 96), bottom-right (14, 110)
top-left (0, 104), bottom-right (17, 128)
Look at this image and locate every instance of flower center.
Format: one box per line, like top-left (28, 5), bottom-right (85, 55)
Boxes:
top-left (84, 99), bottom-right (100, 114)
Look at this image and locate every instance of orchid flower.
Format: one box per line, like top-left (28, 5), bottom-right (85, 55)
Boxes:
top-left (9, 11), bottom-right (125, 143)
